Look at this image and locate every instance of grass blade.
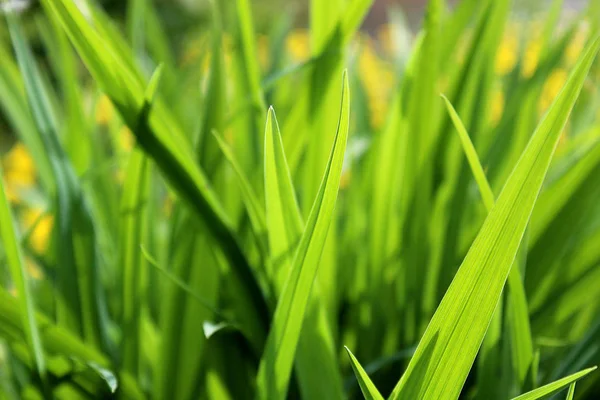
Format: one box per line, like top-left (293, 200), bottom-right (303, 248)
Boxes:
top-left (566, 382), bottom-right (576, 400)
top-left (511, 367), bottom-right (596, 400)
top-left (256, 71), bottom-right (350, 400)
top-left (344, 346), bottom-right (384, 400)
top-left (443, 94), bottom-right (534, 388)
top-left (264, 107), bottom-right (344, 399)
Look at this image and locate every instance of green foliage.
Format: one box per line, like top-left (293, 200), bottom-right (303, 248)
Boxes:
top-left (0, 0), bottom-right (599, 399)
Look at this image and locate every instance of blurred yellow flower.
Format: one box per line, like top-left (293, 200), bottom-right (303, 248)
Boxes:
top-left (495, 33), bottom-right (519, 75)
top-left (258, 35), bottom-right (270, 69)
top-left (23, 208), bottom-right (53, 255)
top-left (181, 36), bottom-right (205, 66)
top-left (523, 39), bottom-right (542, 78)
top-left (2, 143), bottom-right (36, 202)
top-left (119, 126), bottom-right (135, 152)
top-left (95, 95), bottom-right (114, 125)
top-left (378, 24), bottom-right (394, 56)
top-left (163, 194), bottom-right (174, 217)
top-left (539, 69), bottom-right (568, 113)
top-left (358, 37), bottom-right (394, 129)
top-left (26, 258), bottom-right (44, 280)
top-left (566, 29), bottom-right (587, 66)
top-left (340, 170), bottom-right (351, 189)
top-left (286, 29), bottom-right (310, 62)
top-left (491, 88), bottom-right (505, 125)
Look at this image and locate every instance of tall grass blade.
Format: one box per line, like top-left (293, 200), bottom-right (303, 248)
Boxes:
top-left (256, 72), bottom-right (350, 400)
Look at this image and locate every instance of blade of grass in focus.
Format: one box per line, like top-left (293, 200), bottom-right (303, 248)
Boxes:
top-left (256, 72), bottom-right (350, 400)
top-left (263, 107), bottom-right (344, 399)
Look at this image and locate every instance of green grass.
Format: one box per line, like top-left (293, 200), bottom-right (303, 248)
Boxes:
top-left (0, 0), bottom-right (600, 399)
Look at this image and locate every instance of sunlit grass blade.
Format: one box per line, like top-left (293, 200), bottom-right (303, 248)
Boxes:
top-left (441, 94), bottom-right (494, 209)
top-left (344, 347), bottom-right (384, 400)
top-left (264, 106), bottom-right (344, 399)
top-left (390, 35), bottom-right (600, 400)
top-left (256, 72), bottom-right (350, 400)
top-left (443, 94), bottom-right (534, 387)
top-left (511, 367), bottom-right (596, 400)
top-left (566, 382), bottom-right (576, 400)
top-left (264, 107), bottom-right (303, 288)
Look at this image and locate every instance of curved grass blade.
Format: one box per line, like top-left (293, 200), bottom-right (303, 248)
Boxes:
top-left (344, 347), bottom-right (384, 400)
top-left (256, 72), bottom-right (350, 400)
top-left (441, 94), bottom-right (495, 209)
top-left (511, 367), bottom-right (596, 400)
top-left (443, 94), bottom-right (534, 387)
top-left (390, 35), bottom-right (600, 400)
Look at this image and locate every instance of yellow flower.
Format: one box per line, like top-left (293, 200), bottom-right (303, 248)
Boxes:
top-left (378, 24), bottom-right (394, 56)
top-left (181, 36), bottom-right (205, 66)
top-left (495, 33), bottom-right (519, 75)
top-left (522, 39), bottom-right (542, 78)
top-left (565, 29), bottom-right (587, 66)
top-left (23, 208), bottom-right (53, 254)
top-left (95, 95), bottom-right (114, 125)
top-left (258, 35), bottom-right (270, 69)
top-left (358, 36), bottom-right (394, 129)
top-left (2, 143), bottom-right (36, 202)
top-left (26, 258), bottom-right (44, 280)
top-left (163, 194), bottom-right (174, 218)
top-left (286, 29), bottom-right (310, 62)
top-left (539, 69), bottom-right (568, 114)
top-left (490, 88), bottom-right (505, 126)
top-left (119, 126), bottom-right (135, 152)
top-left (340, 170), bottom-right (351, 189)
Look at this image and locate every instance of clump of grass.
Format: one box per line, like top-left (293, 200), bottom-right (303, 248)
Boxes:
top-left (0, 0), bottom-right (600, 399)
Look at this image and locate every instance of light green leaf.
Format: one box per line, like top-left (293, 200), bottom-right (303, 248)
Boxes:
top-left (344, 347), bottom-right (384, 400)
top-left (511, 367), bottom-right (596, 400)
top-left (264, 106), bottom-right (344, 399)
top-left (443, 94), bottom-right (534, 387)
top-left (256, 71), bottom-right (350, 400)
top-left (566, 382), bottom-right (576, 400)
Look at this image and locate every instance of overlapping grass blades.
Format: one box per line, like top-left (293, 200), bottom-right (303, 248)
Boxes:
top-left (0, 0), bottom-right (599, 398)
top-left (256, 72), bottom-right (349, 399)
top-left (389, 34), bottom-right (600, 400)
